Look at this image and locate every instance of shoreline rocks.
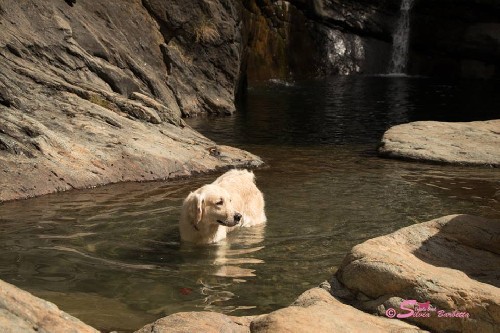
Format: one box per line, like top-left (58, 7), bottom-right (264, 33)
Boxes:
top-left (134, 288), bottom-right (426, 333)
top-left (0, 279), bottom-right (98, 333)
top-left (379, 120), bottom-right (500, 167)
top-left (334, 214), bottom-right (500, 333)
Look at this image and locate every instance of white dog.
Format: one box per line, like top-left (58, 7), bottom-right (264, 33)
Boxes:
top-left (179, 169), bottom-right (266, 244)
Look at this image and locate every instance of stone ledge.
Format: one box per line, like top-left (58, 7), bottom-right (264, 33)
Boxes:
top-left (334, 214), bottom-right (500, 333)
top-left (378, 120), bottom-right (500, 167)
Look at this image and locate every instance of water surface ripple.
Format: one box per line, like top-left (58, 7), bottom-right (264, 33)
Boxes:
top-left (0, 76), bottom-right (499, 331)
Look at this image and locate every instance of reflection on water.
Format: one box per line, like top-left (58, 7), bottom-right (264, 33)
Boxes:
top-left (0, 76), bottom-right (499, 332)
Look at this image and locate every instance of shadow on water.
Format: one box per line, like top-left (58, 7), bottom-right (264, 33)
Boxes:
top-left (0, 76), bottom-right (499, 331)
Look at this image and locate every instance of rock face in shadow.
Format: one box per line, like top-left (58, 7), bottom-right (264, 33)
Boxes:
top-left (0, 279), bottom-right (98, 333)
top-left (411, 0), bottom-right (500, 79)
top-left (241, 0), bottom-right (500, 80)
top-left (134, 288), bottom-right (425, 333)
top-left (241, 0), bottom-right (399, 81)
top-left (334, 214), bottom-right (500, 333)
top-left (378, 120), bottom-right (500, 166)
top-left (0, 0), bottom-right (262, 202)
top-left (142, 0), bottom-right (245, 115)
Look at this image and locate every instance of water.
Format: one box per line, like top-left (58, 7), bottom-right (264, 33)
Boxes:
top-left (0, 76), bottom-right (499, 332)
top-left (389, 0), bottom-right (415, 73)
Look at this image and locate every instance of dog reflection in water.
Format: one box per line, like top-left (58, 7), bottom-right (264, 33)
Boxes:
top-left (179, 169), bottom-right (267, 310)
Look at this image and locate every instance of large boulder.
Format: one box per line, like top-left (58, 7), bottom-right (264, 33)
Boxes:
top-left (0, 0), bottom-right (262, 202)
top-left (378, 120), bottom-right (500, 166)
top-left (134, 288), bottom-right (425, 332)
top-left (334, 214), bottom-right (500, 333)
top-left (0, 279), bottom-right (97, 333)
top-left (249, 288), bottom-right (426, 332)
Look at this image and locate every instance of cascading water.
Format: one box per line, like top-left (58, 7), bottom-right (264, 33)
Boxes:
top-left (389, 0), bottom-right (415, 74)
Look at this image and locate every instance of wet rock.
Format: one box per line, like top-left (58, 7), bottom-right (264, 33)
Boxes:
top-left (335, 214), bottom-right (500, 333)
top-left (379, 120), bottom-right (500, 166)
top-left (0, 279), bottom-right (98, 333)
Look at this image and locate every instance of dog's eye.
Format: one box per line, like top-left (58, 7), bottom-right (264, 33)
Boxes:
top-left (215, 199), bottom-right (224, 206)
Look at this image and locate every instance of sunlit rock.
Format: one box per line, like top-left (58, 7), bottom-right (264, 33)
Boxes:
top-left (379, 120), bottom-right (500, 166)
top-left (334, 214), bottom-right (500, 333)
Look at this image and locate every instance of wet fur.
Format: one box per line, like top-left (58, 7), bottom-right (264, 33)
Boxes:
top-left (179, 169), bottom-right (266, 244)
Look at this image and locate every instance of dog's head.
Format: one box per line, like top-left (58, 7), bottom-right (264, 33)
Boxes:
top-left (184, 184), bottom-right (241, 230)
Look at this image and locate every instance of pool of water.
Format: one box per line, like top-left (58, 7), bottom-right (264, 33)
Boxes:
top-left (0, 76), bottom-right (499, 332)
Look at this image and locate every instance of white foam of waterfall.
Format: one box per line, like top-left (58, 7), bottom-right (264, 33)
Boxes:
top-left (389, 0), bottom-right (415, 74)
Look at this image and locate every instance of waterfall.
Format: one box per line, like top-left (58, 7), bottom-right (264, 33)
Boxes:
top-left (389, 0), bottom-right (415, 74)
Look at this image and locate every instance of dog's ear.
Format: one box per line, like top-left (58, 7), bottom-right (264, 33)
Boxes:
top-left (184, 192), bottom-right (204, 231)
top-left (195, 193), bottom-right (204, 223)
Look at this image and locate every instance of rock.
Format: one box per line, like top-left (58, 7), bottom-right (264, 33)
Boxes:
top-left (134, 288), bottom-right (425, 333)
top-left (0, 279), bottom-right (98, 333)
top-left (250, 288), bottom-right (426, 332)
top-left (142, 0), bottom-right (244, 116)
top-left (241, 0), bottom-right (398, 80)
top-left (378, 120), bottom-right (500, 166)
top-left (335, 214), bottom-right (500, 333)
top-left (242, 0), bottom-right (500, 79)
top-left (134, 311), bottom-right (253, 333)
top-left (0, 0), bottom-right (263, 202)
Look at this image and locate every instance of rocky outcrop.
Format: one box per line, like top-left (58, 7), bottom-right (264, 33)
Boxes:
top-left (241, 0), bottom-right (500, 79)
top-left (241, 0), bottom-right (320, 81)
top-left (249, 287), bottom-right (425, 332)
top-left (241, 0), bottom-right (400, 80)
top-left (142, 0), bottom-right (245, 115)
top-left (378, 120), bottom-right (500, 166)
top-left (0, 0), bottom-right (262, 202)
top-left (334, 214), bottom-right (500, 333)
top-left (0, 279), bottom-right (97, 333)
top-left (134, 287), bottom-right (425, 333)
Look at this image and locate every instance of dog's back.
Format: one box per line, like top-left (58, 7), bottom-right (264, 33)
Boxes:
top-left (214, 169), bottom-right (255, 187)
top-left (214, 169), bottom-right (266, 227)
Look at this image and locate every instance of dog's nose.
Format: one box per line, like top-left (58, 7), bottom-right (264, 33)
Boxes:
top-left (234, 213), bottom-right (242, 222)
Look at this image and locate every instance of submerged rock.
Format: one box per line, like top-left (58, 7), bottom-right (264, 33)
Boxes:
top-left (379, 120), bottom-right (500, 166)
top-left (335, 214), bottom-right (500, 333)
top-left (0, 279), bottom-right (98, 333)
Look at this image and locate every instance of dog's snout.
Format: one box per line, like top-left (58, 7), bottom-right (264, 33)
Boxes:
top-left (234, 213), bottom-right (242, 222)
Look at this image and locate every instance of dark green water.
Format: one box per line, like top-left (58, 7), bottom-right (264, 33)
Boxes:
top-left (0, 76), bottom-right (499, 332)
